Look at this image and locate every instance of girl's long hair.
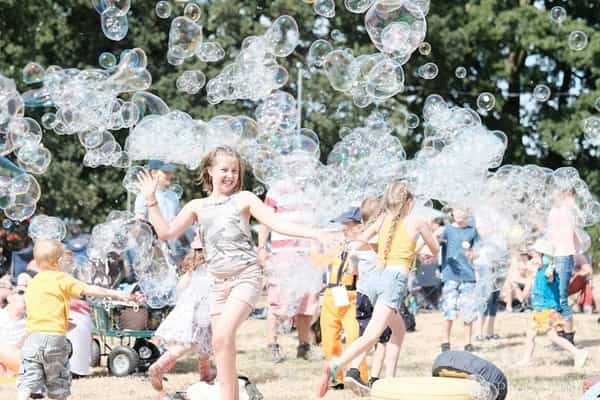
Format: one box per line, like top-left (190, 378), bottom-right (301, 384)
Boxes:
top-left (381, 181), bottom-right (413, 266)
top-left (198, 146), bottom-right (245, 194)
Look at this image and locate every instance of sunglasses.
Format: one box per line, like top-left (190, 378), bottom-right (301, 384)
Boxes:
top-left (15, 289), bottom-right (25, 295)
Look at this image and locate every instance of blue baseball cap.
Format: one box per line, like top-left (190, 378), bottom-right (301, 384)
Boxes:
top-left (146, 160), bottom-right (175, 172)
top-left (332, 207), bottom-right (361, 224)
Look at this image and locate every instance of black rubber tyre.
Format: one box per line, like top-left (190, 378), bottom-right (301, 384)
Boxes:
top-left (107, 345), bottom-right (139, 377)
top-left (432, 351), bottom-right (508, 400)
top-left (133, 338), bottom-right (161, 371)
top-left (90, 338), bottom-right (101, 368)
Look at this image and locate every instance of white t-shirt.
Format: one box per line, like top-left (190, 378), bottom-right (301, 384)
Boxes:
top-left (0, 308), bottom-right (26, 347)
top-left (351, 250), bottom-right (378, 294)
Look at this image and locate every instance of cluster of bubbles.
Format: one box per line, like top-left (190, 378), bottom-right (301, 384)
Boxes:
top-left (86, 211), bottom-right (177, 308)
top-left (28, 214), bottom-right (66, 241)
top-left (313, 0), bottom-right (336, 18)
top-left (176, 70), bottom-right (206, 94)
top-left (206, 15), bottom-right (299, 103)
top-left (21, 49), bottom-right (152, 168)
top-left (92, 0), bottom-right (131, 41)
top-left (584, 116), bottom-right (600, 145)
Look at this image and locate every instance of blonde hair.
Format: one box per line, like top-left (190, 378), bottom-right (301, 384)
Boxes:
top-left (198, 146), bottom-right (244, 194)
top-left (381, 181), bottom-right (413, 266)
top-left (33, 239), bottom-right (64, 268)
top-left (360, 196), bottom-right (382, 224)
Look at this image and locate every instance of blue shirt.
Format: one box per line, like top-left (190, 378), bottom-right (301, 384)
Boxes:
top-left (440, 224), bottom-right (480, 283)
top-left (531, 259), bottom-right (561, 311)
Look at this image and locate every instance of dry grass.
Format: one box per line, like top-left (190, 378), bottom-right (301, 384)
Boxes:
top-left (1, 302), bottom-right (598, 400)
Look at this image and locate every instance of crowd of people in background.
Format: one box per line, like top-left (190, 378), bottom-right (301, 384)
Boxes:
top-left (0, 149), bottom-right (597, 400)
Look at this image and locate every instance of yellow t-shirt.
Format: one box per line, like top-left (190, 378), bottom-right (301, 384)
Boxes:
top-left (25, 270), bottom-right (85, 335)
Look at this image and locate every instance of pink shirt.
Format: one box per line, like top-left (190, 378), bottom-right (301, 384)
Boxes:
top-left (547, 205), bottom-right (577, 256)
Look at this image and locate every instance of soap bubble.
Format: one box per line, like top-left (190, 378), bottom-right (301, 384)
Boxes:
top-left (98, 52), bottom-right (117, 69)
top-left (2, 219), bottom-right (12, 229)
top-left (477, 92), bottom-right (496, 112)
top-left (22, 62), bottom-right (46, 85)
top-left (418, 42), bottom-right (431, 55)
top-left (417, 62), bottom-right (438, 79)
top-left (184, 3), bottom-right (202, 22)
top-left (331, 29), bottom-right (346, 43)
top-left (307, 39), bottom-right (334, 67)
top-left (366, 57), bottom-right (405, 100)
top-left (455, 66), bottom-right (467, 79)
top-left (324, 49), bottom-right (356, 92)
top-left (550, 6), bottom-right (567, 24)
top-left (406, 113), bottom-right (419, 129)
top-left (583, 116), bottom-right (600, 141)
top-left (169, 16), bottom-right (203, 59)
top-left (155, 1), bottom-right (171, 19)
top-left (264, 15), bottom-right (300, 58)
top-left (176, 70), bottom-right (206, 94)
top-left (195, 41), bottom-right (225, 63)
top-left (533, 84), bottom-right (551, 102)
top-left (28, 214), bottom-right (66, 241)
top-left (101, 6), bottom-right (129, 41)
top-left (344, 0), bottom-right (376, 14)
top-left (314, 0), bottom-right (335, 18)
top-left (568, 31), bottom-right (588, 51)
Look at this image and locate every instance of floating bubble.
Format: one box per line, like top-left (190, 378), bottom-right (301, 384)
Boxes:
top-left (264, 15), bottom-right (300, 58)
top-left (101, 6), bottom-right (129, 41)
top-left (155, 0), bottom-right (172, 19)
top-left (366, 57), bottom-right (405, 100)
top-left (314, 0), bottom-right (335, 18)
top-left (331, 29), bottom-right (346, 43)
top-left (344, 0), bottom-right (376, 13)
top-left (120, 101), bottom-right (140, 127)
top-left (583, 116), bottom-right (600, 138)
top-left (16, 143), bottom-right (52, 175)
top-left (455, 66), bottom-right (467, 79)
top-left (184, 3), bottom-right (202, 22)
top-left (195, 41), bottom-right (225, 63)
top-left (406, 113), bottom-right (419, 129)
top-left (22, 62), bottom-right (45, 85)
top-left (418, 42), bottom-right (431, 55)
top-left (324, 49), bottom-right (356, 92)
top-left (176, 70), bottom-right (206, 94)
top-left (28, 214), bottom-right (66, 241)
top-left (169, 16), bottom-right (203, 59)
top-left (98, 52), bottom-right (117, 69)
top-left (533, 84), bottom-right (551, 102)
top-left (477, 92), bottom-right (495, 112)
top-left (307, 39), bottom-right (334, 67)
top-left (2, 219), bottom-right (12, 229)
top-left (550, 6), bottom-right (567, 23)
top-left (417, 62), bottom-right (438, 79)
top-left (568, 31), bottom-right (588, 51)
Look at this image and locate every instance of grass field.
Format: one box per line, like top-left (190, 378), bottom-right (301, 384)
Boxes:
top-left (1, 303), bottom-right (598, 400)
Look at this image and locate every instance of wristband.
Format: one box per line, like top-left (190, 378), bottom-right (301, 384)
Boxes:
top-left (146, 199), bottom-right (158, 208)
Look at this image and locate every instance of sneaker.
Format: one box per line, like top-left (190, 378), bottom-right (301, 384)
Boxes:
top-left (486, 334), bottom-right (501, 340)
top-left (317, 362), bottom-right (338, 398)
top-left (331, 382), bottom-right (344, 390)
top-left (343, 368), bottom-right (370, 397)
top-left (464, 344), bottom-right (475, 352)
top-left (575, 349), bottom-right (588, 368)
top-left (297, 343), bottom-right (311, 360)
top-left (368, 377), bottom-right (380, 388)
top-left (441, 342), bottom-right (450, 352)
top-left (474, 335), bottom-right (485, 342)
top-left (267, 343), bottom-right (284, 363)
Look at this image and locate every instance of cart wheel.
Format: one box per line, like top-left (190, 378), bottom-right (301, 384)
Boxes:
top-left (108, 345), bottom-right (139, 377)
top-left (90, 339), bottom-right (101, 368)
top-left (133, 338), bottom-right (161, 372)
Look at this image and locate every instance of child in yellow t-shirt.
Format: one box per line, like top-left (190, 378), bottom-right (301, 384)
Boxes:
top-left (17, 240), bottom-right (141, 400)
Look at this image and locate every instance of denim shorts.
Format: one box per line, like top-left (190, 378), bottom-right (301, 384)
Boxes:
top-left (17, 333), bottom-right (72, 400)
top-left (356, 292), bottom-right (392, 343)
top-left (483, 290), bottom-right (500, 317)
top-left (554, 255), bottom-right (574, 321)
top-left (442, 280), bottom-right (477, 322)
top-left (363, 267), bottom-right (409, 311)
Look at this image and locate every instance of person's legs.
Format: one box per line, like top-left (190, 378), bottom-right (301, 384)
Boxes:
top-left (382, 310), bottom-right (405, 378)
top-left (441, 281), bottom-right (460, 348)
top-left (0, 344), bottom-right (20, 375)
top-left (320, 293), bottom-right (344, 383)
top-left (340, 294), bottom-right (369, 383)
top-left (555, 256), bottom-right (574, 333)
top-left (212, 298), bottom-right (253, 400)
top-left (148, 344), bottom-right (189, 392)
top-left (516, 329), bottom-right (537, 366)
top-left (370, 343), bottom-right (386, 379)
top-left (198, 352), bottom-right (217, 382)
top-left (486, 317), bottom-right (496, 337)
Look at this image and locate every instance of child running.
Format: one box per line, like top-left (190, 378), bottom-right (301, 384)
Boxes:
top-left (148, 235), bottom-right (216, 400)
top-left (317, 181), bottom-right (439, 398)
top-left (138, 145), bottom-right (334, 400)
top-left (17, 239), bottom-right (141, 400)
top-left (516, 238), bottom-right (588, 368)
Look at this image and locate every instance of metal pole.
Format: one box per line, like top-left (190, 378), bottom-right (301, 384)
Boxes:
top-left (297, 63), bottom-right (303, 135)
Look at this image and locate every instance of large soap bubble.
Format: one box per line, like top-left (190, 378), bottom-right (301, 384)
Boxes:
top-left (28, 214), bottom-right (66, 241)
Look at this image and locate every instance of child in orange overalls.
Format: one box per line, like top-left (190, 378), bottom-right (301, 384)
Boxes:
top-left (320, 207), bottom-right (368, 391)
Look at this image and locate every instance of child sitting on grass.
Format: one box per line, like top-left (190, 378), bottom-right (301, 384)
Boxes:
top-left (17, 239), bottom-right (141, 400)
top-left (516, 238), bottom-right (587, 368)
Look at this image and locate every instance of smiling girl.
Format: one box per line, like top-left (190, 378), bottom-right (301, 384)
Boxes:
top-left (138, 146), bottom-right (333, 400)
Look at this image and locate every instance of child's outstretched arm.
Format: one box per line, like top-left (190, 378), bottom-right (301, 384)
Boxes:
top-left (418, 219), bottom-right (440, 257)
top-left (82, 284), bottom-right (142, 303)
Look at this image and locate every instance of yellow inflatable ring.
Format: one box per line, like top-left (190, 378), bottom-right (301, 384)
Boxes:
top-left (371, 377), bottom-right (482, 400)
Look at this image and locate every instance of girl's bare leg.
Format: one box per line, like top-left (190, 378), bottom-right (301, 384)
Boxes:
top-left (212, 299), bottom-right (252, 400)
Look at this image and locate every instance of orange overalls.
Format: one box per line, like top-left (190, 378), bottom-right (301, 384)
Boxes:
top-left (319, 251), bottom-right (368, 384)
